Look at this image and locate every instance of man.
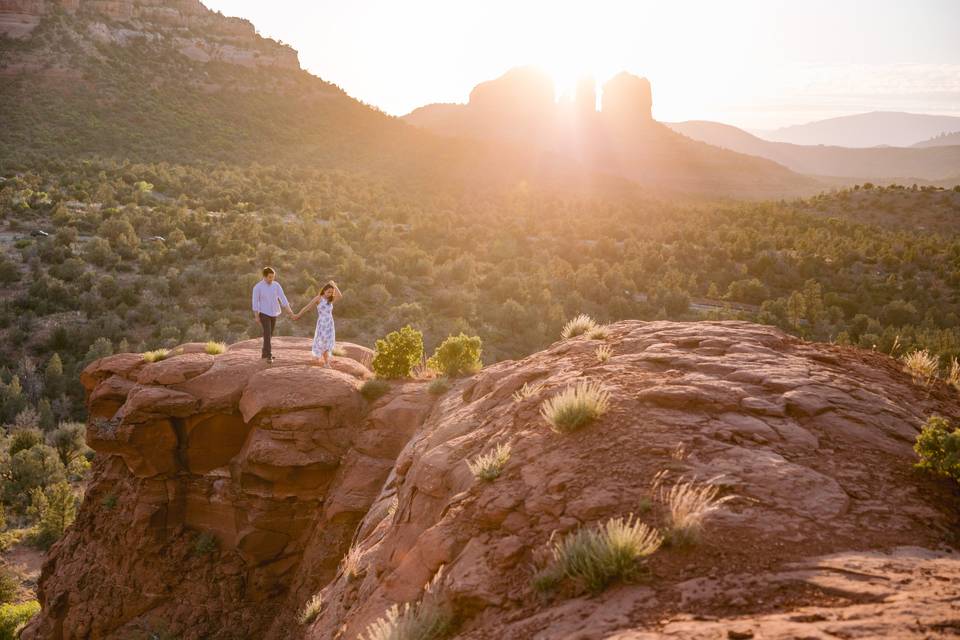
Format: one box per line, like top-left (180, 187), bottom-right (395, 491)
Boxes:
top-left (251, 267), bottom-right (294, 362)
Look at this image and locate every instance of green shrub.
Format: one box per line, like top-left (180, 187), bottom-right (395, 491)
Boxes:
top-left (560, 314), bottom-right (597, 339)
top-left (360, 379), bottom-right (390, 402)
top-left (142, 348), bottom-right (171, 363)
top-left (101, 494), bottom-right (118, 509)
top-left (427, 377), bottom-right (451, 395)
top-left (0, 600), bottom-right (39, 640)
top-left (372, 326), bottom-right (424, 379)
top-left (426, 333), bottom-right (482, 377)
top-left (0, 568), bottom-right (16, 605)
top-left (533, 515), bottom-right (662, 594)
top-left (48, 423), bottom-right (87, 467)
top-left (3, 445), bottom-right (67, 508)
top-left (466, 443), bottom-right (511, 482)
top-left (915, 415), bottom-right (960, 482)
top-left (540, 382), bottom-right (611, 433)
top-left (192, 532), bottom-right (217, 556)
top-left (27, 481), bottom-right (77, 549)
top-left (204, 341), bottom-right (227, 355)
top-left (8, 429), bottom-right (42, 457)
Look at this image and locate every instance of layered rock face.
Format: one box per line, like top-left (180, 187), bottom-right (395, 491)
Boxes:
top-left (0, 0), bottom-right (299, 70)
top-left (24, 321), bottom-right (960, 639)
top-left (0, 0), bottom-right (45, 37)
top-left (23, 337), bottom-right (434, 639)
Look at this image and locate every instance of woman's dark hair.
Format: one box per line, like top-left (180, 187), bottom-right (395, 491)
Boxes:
top-left (320, 283), bottom-right (334, 295)
top-left (262, 266), bottom-right (275, 276)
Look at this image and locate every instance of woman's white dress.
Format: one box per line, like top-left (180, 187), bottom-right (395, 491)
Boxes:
top-left (312, 297), bottom-right (336, 357)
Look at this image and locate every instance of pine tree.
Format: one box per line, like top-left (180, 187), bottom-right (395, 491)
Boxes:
top-left (38, 399), bottom-right (56, 431)
top-left (83, 337), bottom-right (113, 367)
top-left (44, 353), bottom-right (64, 397)
top-left (28, 482), bottom-right (78, 549)
top-left (1, 376), bottom-right (26, 424)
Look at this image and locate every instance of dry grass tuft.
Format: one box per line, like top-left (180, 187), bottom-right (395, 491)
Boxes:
top-left (901, 349), bottom-right (939, 386)
top-left (947, 357), bottom-right (960, 391)
top-left (586, 325), bottom-right (610, 340)
top-left (561, 314), bottom-right (597, 339)
top-left (360, 379), bottom-right (390, 401)
top-left (341, 543), bottom-right (365, 580)
top-left (466, 442), bottom-right (512, 481)
top-left (298, 593), bottom-right (323, 625)
top-left (540, 381), bottom-right (610, 433)
top-left (652, 473), bottom-right (735, 546)
top-left (512, 381), bottom-right (545, 402)
top-left (595, 344), bottom-right (613, 363)
top-left (359, 567), bottom-right (454, 640)
top-left (204, 341), bottom-right (227, 355)
top-left (142, 348), bottom-right (170, 363)
top-left (533, 514), bottom-right (662, 594)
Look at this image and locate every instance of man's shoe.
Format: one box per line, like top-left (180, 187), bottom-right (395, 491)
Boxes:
top-left (267, 356), bottom-right (275, 363)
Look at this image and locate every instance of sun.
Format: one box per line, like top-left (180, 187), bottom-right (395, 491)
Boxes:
top-left (544, 63), bottom-right (593, 101)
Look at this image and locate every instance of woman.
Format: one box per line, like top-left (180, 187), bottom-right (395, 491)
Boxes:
top-left (293, 281), bottom-right (342, 367)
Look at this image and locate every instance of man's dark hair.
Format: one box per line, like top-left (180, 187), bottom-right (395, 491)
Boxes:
top-left (262, 267), bottom-right (275, 277)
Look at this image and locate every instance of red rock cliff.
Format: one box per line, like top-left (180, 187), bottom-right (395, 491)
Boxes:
top-left (23, 321), bottom-right (960, 639)
top-left (0, 0), bottom-right (300, 70)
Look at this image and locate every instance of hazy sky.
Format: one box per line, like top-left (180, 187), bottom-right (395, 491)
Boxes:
top-left (202, 0), bottom-right (960, 130)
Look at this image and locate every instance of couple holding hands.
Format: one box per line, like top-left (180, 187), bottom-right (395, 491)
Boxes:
top-left (251, 266), bottom-right (342, 366)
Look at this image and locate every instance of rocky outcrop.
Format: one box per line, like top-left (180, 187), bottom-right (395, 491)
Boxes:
top-left (0, 0), bottom-right (300, 70)
top-left (468, 65), bottom-right (555, 117)
top-left (403, 68), bottom-right (814, 197)
top-left (23, 321), bottom-right (960, 639)
top-left (23, 337), bottom-right (433, 639)
top-left (0, 0), bottom-right (45, 37)
top-left (602, 71), bottom-right (653, 123)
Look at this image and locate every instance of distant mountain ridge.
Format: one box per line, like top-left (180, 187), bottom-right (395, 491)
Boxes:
top-left (914, 130), bottom-right (960, 148)
top-left (667, 120), bottom-right (960, 181)
top-left (753, 111), bottom-right (960, 148)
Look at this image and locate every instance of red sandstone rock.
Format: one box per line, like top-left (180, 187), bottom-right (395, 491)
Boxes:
top-left (23, 321), bottom-right (960, 640)
top-left (0, 0), bottom-right (300, 70)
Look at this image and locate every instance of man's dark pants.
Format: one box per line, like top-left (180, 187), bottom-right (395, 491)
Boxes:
top-left (259, 313), bottom-right (277, 359)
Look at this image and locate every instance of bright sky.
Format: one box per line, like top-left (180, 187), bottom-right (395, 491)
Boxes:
top-left (202, 0), bottom-right (960, 130)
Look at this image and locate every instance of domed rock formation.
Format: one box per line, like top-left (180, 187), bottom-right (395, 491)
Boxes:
top-left (467, 65), bottom-right (555, 118)
top-left (23, 321), bottom-right (960, 639)
top-left (602, 71), bottom-right (653, 123)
